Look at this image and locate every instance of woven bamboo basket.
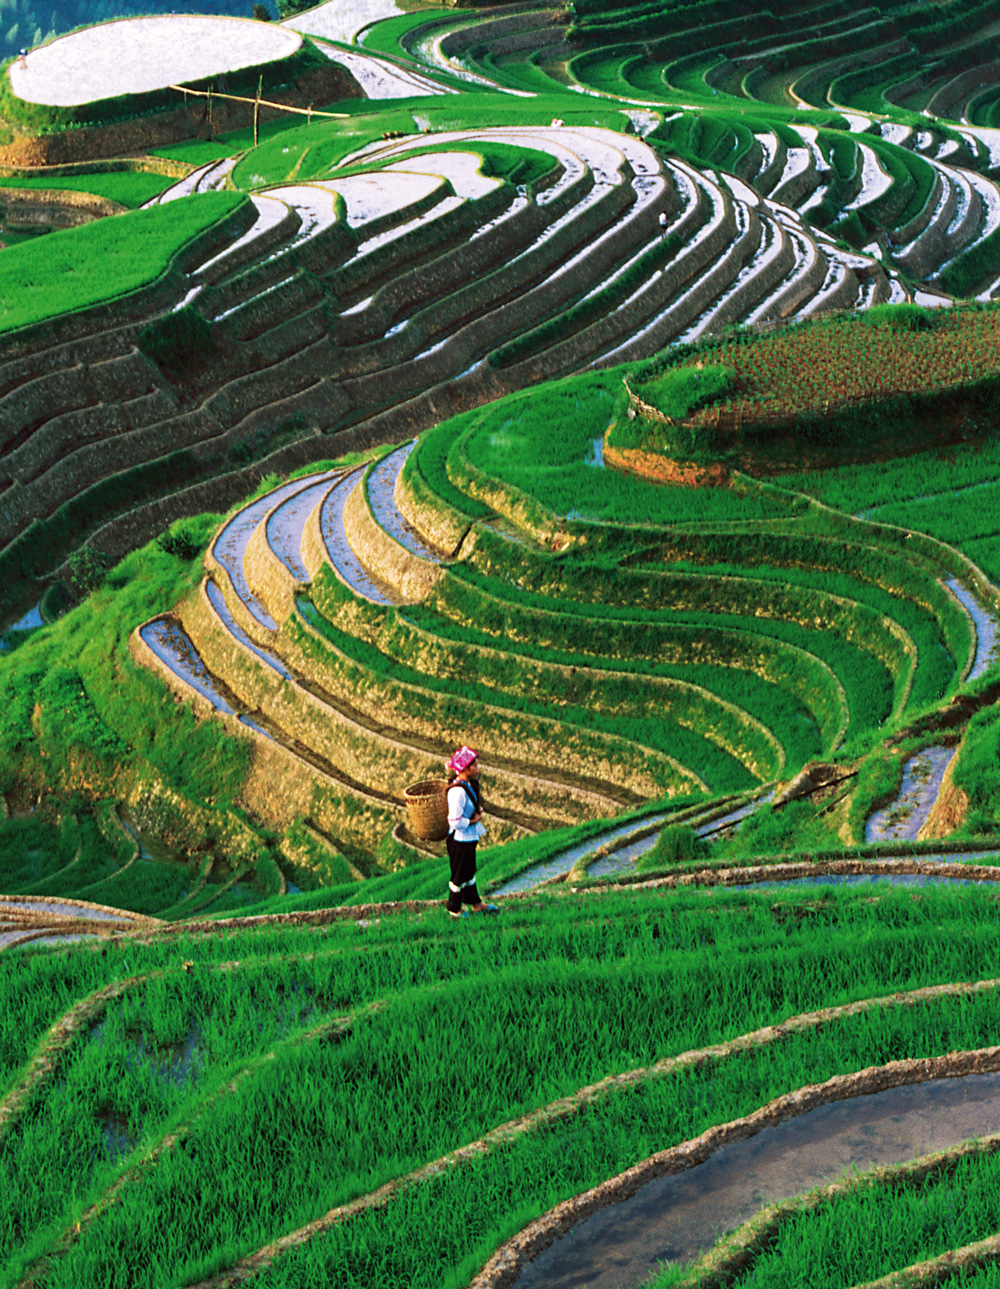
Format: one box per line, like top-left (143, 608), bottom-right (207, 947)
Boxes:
top-left (404, 780), bottom-right (449, 841)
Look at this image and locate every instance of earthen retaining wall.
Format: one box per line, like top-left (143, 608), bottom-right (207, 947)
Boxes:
top-left (926, 60), bottom-right (1000, 120)
top-left (393, 458), bottom-right (471, 558)
top-left (0, 187), bottom-right (127, 227)
top-left (344, 469), bottom-right (444, 602)
top-left (331, 162), bottom-right (601, 380)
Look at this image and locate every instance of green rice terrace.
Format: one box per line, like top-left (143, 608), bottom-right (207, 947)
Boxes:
top-left (11, 0), bottom-right (1000, 1285)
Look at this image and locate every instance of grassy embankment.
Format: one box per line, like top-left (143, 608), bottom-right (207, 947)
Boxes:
top-left (0, 170), bottom-right (175, 207)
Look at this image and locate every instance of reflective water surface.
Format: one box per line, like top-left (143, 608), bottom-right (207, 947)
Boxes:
top-left (513, 1072), bottom-right (1000, 1289)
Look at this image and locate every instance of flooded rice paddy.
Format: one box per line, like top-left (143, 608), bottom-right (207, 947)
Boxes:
top-left (367, 442), bottom-right (444, 563)
top-left (865, 746), bottom-right (955, 844)
top-left (512, 1072), bottom-right (1000, 1289)
top-left (319, 471), bottom-right (401, 605)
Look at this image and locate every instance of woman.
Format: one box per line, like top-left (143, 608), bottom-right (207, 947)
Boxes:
top-left (446, 746), bottom-right (498, 917)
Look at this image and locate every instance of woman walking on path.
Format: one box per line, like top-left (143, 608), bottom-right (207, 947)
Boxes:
top-left (446, 746), bottom-right (498, 918)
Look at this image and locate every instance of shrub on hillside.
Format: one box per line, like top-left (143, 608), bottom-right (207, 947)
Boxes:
top-left (639, 364), bottom-right (736, 421)
top-left (66, 546), bottom-right (109, 599)
top-left (230, 412), bottom-right (311, 465)
top-left (830, 210), bottom-right (865, 249)
top-left (156, 517), bottom-right (205, 562)
top-left (138, 307), bottom-right (215, 374)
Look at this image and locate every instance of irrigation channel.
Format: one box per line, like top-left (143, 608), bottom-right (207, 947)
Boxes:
top-left (0, 896), bottom-right (143, 950)
top-left (509, 1072), bottom-right (1000, 1289)
top-left (865, 745), bottom-right (955, 845)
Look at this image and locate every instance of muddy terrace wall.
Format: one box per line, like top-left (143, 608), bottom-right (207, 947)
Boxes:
top-left (330, 184), bottom-right (515, 320)
top-left (926, 58), bottom-right (1000, 118)
top-left (395, 456), bottom-right (471, 556)
top-left (439, 8), bottom-right (565, 57)
top-left (327, 169), bottom-right (609, 389)
top-left (333, 178), bottom-right (564, 346)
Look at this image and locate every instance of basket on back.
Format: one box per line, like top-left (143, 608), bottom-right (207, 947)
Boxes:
top-left (404, 780), bottom-right (449, 841)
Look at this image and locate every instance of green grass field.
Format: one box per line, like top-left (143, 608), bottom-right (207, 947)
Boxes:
top-left (7, 886), bottom-right (1000, 1288)
top-left (0, 191), bottom-right (244, 334)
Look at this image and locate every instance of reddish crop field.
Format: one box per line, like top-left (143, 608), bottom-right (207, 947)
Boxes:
top-left (673, 306), bottom-right (1000, 426)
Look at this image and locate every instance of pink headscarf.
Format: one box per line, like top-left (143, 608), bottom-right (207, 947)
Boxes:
top-left (448, 745), bottom-right (478, 773)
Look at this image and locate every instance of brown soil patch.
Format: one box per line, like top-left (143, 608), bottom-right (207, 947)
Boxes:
top-left (920, 749), bottom-right (970, 841)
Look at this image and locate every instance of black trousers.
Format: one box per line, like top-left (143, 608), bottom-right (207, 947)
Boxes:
top-left (446, 834), bottom-right (479, 912)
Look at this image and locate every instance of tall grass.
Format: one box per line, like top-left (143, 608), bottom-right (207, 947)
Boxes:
top-left (785, 442), bottom-right (1000, 583)
top-left (659, 556), bottom-right (958, 708)
top-left (0, 813), bottom-right (78, 891)
top-left (952, 705), bottom-right (1000, 836)
top-left (248, 981), bottom-right (1000, 1289)
top-left (1, 957), bottom-right (351, 1276)
top-left (785, 436), bottom-right (1000, 516)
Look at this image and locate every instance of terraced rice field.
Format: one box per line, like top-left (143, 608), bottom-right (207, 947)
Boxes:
top-left (3, 0), bottom-right (1000, 633)
top-left (11, 887), bottom-right (1000, 1289)
top-left (120, 364), bottom-right (999, 863)
top-left (6, 0), bottom-right (1000, 1284)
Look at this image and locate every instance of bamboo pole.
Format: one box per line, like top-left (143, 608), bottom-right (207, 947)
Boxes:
top-left (167, 85), bottom-right (347, 123)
